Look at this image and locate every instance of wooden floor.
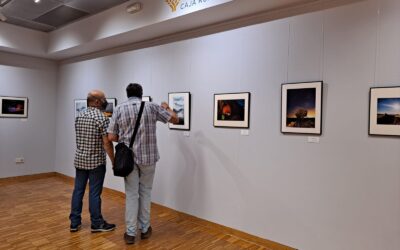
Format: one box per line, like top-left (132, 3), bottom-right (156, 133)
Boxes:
top-left (0, 175), bottom-right (292, 250)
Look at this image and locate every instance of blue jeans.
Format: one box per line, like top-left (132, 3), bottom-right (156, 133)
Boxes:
top-left (70, 165), bottom-right (106, 227)
top-left (125, 164), bottom-right (156, 236)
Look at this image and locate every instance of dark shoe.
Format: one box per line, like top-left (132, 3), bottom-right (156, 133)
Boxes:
top-left (141, 226), bottom-right (152, 239)
top-left (124, 233), bottom-right (135, 244)
top-left (91, 221), bottom-right (116, 232)
top-left (70, 223), bottom-right (82, 232)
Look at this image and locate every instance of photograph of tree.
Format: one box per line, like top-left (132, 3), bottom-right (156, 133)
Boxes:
top-left (0, 97), bottom-right (28, 118)
top-left (369, 86), bottom-right (400, 136)
top-left (168, 92), bottom-right (191, 130)
top-left (281, 81), bottom-right (322, 134)
top-left (286, 88), bottom-right (316, 128)
top-left (214, 92), bottom-right (250, 128)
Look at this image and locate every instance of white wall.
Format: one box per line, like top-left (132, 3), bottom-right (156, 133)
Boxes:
top-left (54, 0), bottom-right (400, 249)
top-left (0, 22), bottom-right (48, 58)
top-left (0, 52), bottom-right (57, 178)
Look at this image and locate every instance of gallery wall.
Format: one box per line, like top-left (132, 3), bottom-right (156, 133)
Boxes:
top-left (0, 52), bottom-right (58, 178)
top-left (54, 0), bottom-right (400, 250)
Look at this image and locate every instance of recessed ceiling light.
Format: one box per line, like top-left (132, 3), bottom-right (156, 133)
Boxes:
top-left (34, 0), bottom-right (41, 3)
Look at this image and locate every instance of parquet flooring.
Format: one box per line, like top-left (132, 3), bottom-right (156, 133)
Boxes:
top-left (0, 175), bottom-right (290, 250)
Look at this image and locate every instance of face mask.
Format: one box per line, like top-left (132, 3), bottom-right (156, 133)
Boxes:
top-left (101, 99), bottom-right (108, 111)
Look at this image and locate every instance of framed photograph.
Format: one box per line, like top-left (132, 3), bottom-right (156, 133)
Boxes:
top-left (74, 98), bottom-right (117, 118)
top-left (369, 86), bottom-right (400, 136)
top-left (214, 92), bottom-right (250, 128)
top-left (168, 92), bottom-right (191, 130)
top-left (0, 96), bottom-right (28, 118)
top-left (74, 99), bottom-right (87, 118)
top-left (142, 96), bottom-right (152, 102)
top-left (281, 81), bottom-right (323, 134)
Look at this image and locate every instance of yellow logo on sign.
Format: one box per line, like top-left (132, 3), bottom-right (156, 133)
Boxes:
top-left (166, 0), bottom-right (180, 12)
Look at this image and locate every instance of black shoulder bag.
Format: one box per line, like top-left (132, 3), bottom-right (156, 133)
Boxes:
top-left (113, 101), bottom-right (145, 177)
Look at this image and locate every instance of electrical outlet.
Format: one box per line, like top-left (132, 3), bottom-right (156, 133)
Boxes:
top-left (15, 157), bottom-right (25, 164)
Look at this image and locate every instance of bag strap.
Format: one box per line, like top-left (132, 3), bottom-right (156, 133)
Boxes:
top-left (129, 101), bottom-right (145, 149)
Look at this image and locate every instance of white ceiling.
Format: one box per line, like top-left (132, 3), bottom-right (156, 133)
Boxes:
top-left (0, 0), bottom-right (365, 62)
top-left (0, 0), bottom-right (129, 31)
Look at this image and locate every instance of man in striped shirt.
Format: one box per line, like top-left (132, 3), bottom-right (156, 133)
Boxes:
top-left (108, 83), bottom-right (178, 244)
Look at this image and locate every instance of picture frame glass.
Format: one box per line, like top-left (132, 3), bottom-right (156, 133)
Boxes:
top-left (369, 87), bottom-right (400, 136)
top-left (281, 81), bottom-right (322, 134)
top-left (0, 97), bottom-right (28, 118)
top-left (214, 92), bottom-right (250, 128)
top-left (168, 92), bottom-right (190, 130)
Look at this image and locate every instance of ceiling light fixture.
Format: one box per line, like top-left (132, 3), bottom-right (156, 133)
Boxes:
top-left (34, 0), bottom-right (41, 3)
top-left (126, 2), bottom-right (142, 14)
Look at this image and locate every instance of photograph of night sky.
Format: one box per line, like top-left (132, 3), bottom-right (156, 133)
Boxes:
top-left (2, 99), bottom-right (25, 115)
top-left (217, 99), bottom-right (245, 121)
top-left (377, 98), bottom-right (400, 125)
top-left (286, 88), bottom-right (316, 128)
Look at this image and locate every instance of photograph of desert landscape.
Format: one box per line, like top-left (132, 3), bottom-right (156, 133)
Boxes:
top-left (377, 98), bottom-right (400, 125)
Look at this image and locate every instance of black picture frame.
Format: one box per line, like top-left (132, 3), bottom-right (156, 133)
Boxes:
top-left (168, 92), bottom-right (191, 130)
top-left (369, 86), bottom-right (400, 136)
top-left (0, 96), bottom-right (28, 118)
top-left (213, 92), bottom-right (250, 128)
top-left (281, 81), bottom-right (323, 135)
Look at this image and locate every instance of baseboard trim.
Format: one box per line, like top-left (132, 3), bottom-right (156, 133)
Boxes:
top-left (3, 172), bottom-right (297, 250)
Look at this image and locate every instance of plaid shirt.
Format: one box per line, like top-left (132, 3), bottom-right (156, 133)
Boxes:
top-left (107, 97), bottom-right (171, 165)
top-left (74, 107), bottom-right (109, 170)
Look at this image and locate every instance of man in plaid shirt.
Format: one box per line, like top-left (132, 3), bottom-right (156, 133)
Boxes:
top-left (70, 90), bottom-right (116, 233)
top-left (108, 83), bottom-right (178, 244)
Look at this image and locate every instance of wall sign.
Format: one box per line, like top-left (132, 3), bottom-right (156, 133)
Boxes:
top-left (165, 0), bottom-right (233, 13)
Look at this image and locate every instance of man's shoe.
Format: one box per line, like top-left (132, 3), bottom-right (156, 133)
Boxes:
top-left (124, 233), bottom-right (135, 244)
top-left (70, 223), bottom-right (82, 232)
top-left (141, 226), bottom-right (152, 239)
top-left (91, 221), bottom-right (116, 232)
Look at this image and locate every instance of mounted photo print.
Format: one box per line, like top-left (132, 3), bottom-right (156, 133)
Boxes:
top-left (74, 99), bottom-right (87, 118)
top-left (168, 92), bottom-right (191, 130)
top-left (142, 96), bottom-right (152, 102)
top-left (369, 86), bottom-right (400, 136)
top-left (0, 96), bottom-right (28, 118)
top-left (214, 92), bottom-right (250, 128)
top-left (281, 81), bottom-right (323, 134)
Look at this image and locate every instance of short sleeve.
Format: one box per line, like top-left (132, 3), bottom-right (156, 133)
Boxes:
top-left (107, 108), bottom-right (119, 135)
top-left (154, 104), bottom-right (172, 123)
